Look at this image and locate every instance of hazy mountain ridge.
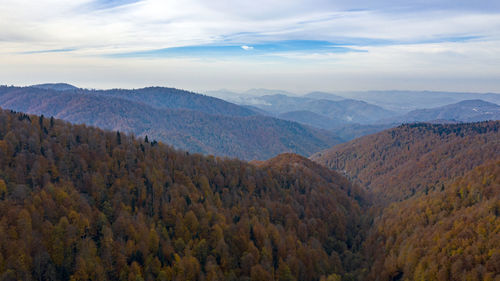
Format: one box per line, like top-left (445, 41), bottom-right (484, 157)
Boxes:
top-left (304, 91), bottom-right (345, 101)
top-left (206, 88), bottom-right (500, 113)
top-left (31, 83), bottom-right (79, 91)
top-left (383, 99), bottom-right (500, 123)
top-left (205, 89), bottom-right (500, 143)
top-left (0, 85), bottom-right (341, 160)
top-left (334, 90), bottom-right (500, 112)
top-left (217, 93), bottom-right (397, 125)
top-left (91, 86), bottom-right (260, 117)
top-left (278, 110), bottom-right (342, 130)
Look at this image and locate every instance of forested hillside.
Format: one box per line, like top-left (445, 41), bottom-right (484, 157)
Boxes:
top-left (311, 122), bottom-right (500, 202)
top-left (365, 160), bottom-right (500, 280)
top-left (312, 121), bottom-right (500, 281)
top-left (0, 86), bottom-right (341, 160)
top-left (0, 109), bottom-right (366, 281)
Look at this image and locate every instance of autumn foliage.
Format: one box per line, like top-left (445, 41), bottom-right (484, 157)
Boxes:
top-left (312, 122), bottom-right (500, 280)
top-left (0, 109), bottom-right (366, 280)
top-left (365, 160), bottom-right (500, 280)
top-left (312, 122), bottom-right (500, 203)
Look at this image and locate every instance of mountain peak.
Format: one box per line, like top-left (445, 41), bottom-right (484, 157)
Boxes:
top-left (453, 99), bottom-right (499, 107)
top-left (31, 83), bottom-right (78, 91)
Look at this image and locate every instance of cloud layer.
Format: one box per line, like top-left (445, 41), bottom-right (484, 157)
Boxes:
top-left (1, 0), bottom-right (499, 92)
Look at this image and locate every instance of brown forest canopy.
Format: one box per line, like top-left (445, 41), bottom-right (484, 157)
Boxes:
top-left (311, 121), bottom-right (500, 203)
top-left (0, 108), bottom-right (367, 281)
top-left (0, 106), bottom-right (498, 281)
top-left (311, 121), bottom-right (500, 281)
top-left (365, 160), bottom-right (500, 281)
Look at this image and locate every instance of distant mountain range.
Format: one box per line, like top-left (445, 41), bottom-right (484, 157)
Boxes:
top-left (384, 99), bottom-right (500, 123)
top-left (205, 92), bottom-right (397, 125)
top-left (3, 84), bottom-right (498, 161)
top-left (310, 90), bottom-right (500, 112)
top-left (304, 91), bottom-right (346, 101)
top-left (206, 88), bottom-right (500, 112)
top-left (206, 89), bottom-right (500, 141)
top-left (0, 85), bottom-right (341, 160)
top-left (33, 84), bottom-right (258, 117)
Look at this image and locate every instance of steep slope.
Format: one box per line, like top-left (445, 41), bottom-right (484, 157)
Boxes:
top-left (311, 122), bottom-right (500, 202)
top-left (312, 121), bottom-right (500, 281)
top-left (0, 86), bottom-right (341, 160)
top-left (0, 109), bottom-right (366, 280)
top-left (365, 160), bottom-right (500, 280)
top-left (386, 99), bottom-right (500, 123)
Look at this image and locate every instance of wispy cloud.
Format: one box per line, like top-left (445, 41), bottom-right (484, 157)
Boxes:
top-left (89, 0), bottom-right (143, 10)
top-left (0, 0), bottom-right (500, 92)
top-left (19, 48), bottom-right (77, 54)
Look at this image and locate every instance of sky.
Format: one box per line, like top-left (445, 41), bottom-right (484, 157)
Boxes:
top-left (1, 0), bottom-right (500, 93)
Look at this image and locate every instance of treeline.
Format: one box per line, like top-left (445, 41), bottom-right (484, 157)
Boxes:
top-left (0, 109), bottom-right (367, 281)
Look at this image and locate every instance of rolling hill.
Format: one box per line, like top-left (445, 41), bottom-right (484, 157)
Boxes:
top-left (0, 85), bottom-right (342, 160)
top-left (92, 87), bottom-right (260, 117)
top-left (0, 109), bottom-right (367, 280)
top-left (311, 121), bottom-right (500, 280)
top-left (311, 121), bottom-right (500, 202)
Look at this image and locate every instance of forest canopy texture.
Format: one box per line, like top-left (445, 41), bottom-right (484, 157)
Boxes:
top-left (0, 109), bottom-right (367, 281)
top-left (0, 108), bottom-right (499, 281)
top-left (312, 121), bottom-right (500, 281)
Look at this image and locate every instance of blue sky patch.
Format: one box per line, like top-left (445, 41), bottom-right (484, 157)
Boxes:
top-left (109, 40), bottom-right (366, 59)
top-left (90, 0), bottom-right (142, 10)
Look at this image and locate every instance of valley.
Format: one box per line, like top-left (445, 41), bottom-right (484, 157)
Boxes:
top-left (0, 97), bottom-right (498, 280)
top-left (3, 0), bottom-right (500, 279)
